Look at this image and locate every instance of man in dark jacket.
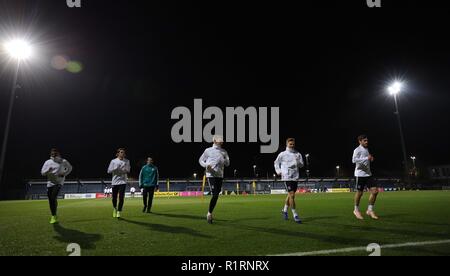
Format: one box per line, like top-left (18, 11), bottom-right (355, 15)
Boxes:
top-left (139, 157), bottom-right (159, 213)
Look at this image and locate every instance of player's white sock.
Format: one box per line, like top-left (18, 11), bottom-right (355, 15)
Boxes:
top-left (354, 206), bottom-right (360, 212)
top-left (283, 205), bottom-right (289, 213)
top-left (368, 205), bottom-right (374, 212)
top-left (292, 209), bottom-right (298, 217)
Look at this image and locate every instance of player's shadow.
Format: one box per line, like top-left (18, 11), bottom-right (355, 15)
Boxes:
top-left (379, 213), bottom-right (408, 219)
top-left (314, 221), bottom-right (450, 240)
top-left (229, 217), bottom-right (272, 223)
top-left (53, 224), bottom-right (102, 250)
top-left (302, 216), bottom-right (340, 223)
top-left (151, 212), bottom-right (229, 222)
top-left (120, 219), bottom-right (212, 239)
top-left (226, 223), bottom-right (378, 247)
top-left (381, 214), bottom-right (450, 227)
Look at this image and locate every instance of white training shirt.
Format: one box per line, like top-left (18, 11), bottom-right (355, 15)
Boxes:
top-left (352, 145), bottom-right (372, 177)
top-left (199, 144), bottom-right (230, 178)
top-left (41, 157), bottom-right (73, 188)
top-left (107, 158), bottom-right (131, 186)
top-left (130, 187), bottom-right (136, 193)
top-left (274, 148), bottom-right (304, 181)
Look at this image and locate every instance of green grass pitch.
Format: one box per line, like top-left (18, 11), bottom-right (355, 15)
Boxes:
top-left (1, 191), bottom-right (450, 256)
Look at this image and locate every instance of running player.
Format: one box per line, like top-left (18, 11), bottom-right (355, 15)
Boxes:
top-left (41, 148), bottom-right (73, 224)
top-left (353, 135), bottom-right (379, 220)
top-left (107, 148), bottom-right (131, 219)
top-left (274, 138), bottom-right (304, 224)
top-left (199, 135), bottom-right (230, 224)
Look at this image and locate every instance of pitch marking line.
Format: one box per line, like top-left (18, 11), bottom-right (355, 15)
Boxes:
top-left (271, 239), bottom-right (450, 256)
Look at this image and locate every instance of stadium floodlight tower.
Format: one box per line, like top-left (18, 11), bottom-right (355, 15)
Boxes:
top-left (410, 156), bottom-right (417, 168)
top-left (305, 154), bottom-right (310, 177)
top-left (0, 39), bottom-right (34, 190)
top-left (388, 81), bottom-right (411, 188)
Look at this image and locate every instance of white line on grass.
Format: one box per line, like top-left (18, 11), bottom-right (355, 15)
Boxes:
top-left (271, 239), bottom-right (450, 256)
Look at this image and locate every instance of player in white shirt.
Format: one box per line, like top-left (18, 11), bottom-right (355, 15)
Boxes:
top-left (40, 148), bottom-right (73, 224)
top-left (130, 186), bottom-right (136, 198)
top-left (199, 135), bottom-right (230, 224)
top-left (352, 135), bottom-right (379, 220)
top-left (107, 148), bottom-right (131, 219)
top-left (274, 138), bottom-right (304, 224)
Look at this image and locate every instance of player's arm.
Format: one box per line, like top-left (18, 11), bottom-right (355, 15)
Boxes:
top-left (223, 151), bottom-right (230, 167)
top-left (274, 153), bottom-right (282, 176)
top-left (62, 160), bottom-right (73, 177)
top-left (297, 153), bottom-right (305, 169)
top-left (138, 167), bottom-right (144, 188)
top-left (352, 150), bottom-right (369, 165)
top-left (118, 160), bottom-right (131, 174)
top-left (107, 161), bottom-right (117, 174)
top-left (41, 161), bottom-right (53, 176)
top-left (199, 151), bottom-right (208, 168)
top-left (124, 160), bottom-right (131, 174)
top-left (155, 168), bottom-right (160, 190)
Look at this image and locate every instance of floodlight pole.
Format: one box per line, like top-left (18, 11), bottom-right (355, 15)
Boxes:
top-left (305, 154), bottom-right (310, 185)
top-left (0, 60), bottom-right (21, 190)
top-left (393, 94), bottom-right (411, 189)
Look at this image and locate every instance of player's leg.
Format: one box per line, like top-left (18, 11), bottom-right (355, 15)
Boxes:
top-left (112, 185), bottom-right (119, 217)
top-left (207, 178), bottom-right (223, 224)
top-left (142, 188), bottom-right (148, 212)
top-left (289, 191), bottom-right (296, 210)
top-left (146, 186), bottom-right (155, 213)
top-left (366, 180), bottom-right (379, 219)
top-left (353, 177), bottom-right (365, 220)
top-left (47, 185), bottom-right (61, 224)
top-left (208, 179), bottom-right (220, 213)
top-left (53, 185), bottom-right (61, 215)
top-left (289, 183), bottom-right (301, 223)
top-left (117, 184), bottom-right (126, 218)
top-left (281, 182), bottom-right (290, 220)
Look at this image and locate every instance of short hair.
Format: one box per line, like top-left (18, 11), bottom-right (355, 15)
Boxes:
top-left (358, 135), bottom-right (368, 141)
top-left (50, 148), bottom-right (60, 157)
top-left (286, 138), bottom-right (296, 144)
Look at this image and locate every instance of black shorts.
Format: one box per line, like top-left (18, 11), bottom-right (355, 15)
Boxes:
top-left (285, 181), bottom-right (298, 193)
top-left (207, 177), bottom-right (223, 196)
top-left (355, 177), bottom-right (376, 192)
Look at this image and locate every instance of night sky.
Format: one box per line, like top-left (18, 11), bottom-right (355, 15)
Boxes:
top-left (1, 0), bottom-right (450, 197)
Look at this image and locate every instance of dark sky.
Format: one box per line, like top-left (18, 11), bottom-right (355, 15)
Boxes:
top-left (1, 0), bottom-right (450, 195)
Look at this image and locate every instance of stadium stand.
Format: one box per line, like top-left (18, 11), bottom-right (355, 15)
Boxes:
top-left (25, 178), bottom-right (402, 200)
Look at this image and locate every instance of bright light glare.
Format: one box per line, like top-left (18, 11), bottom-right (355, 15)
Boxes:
top-left (388, 81), bottom-right (403, 96)
top-left (4, 39), bottom-right (33, 60)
